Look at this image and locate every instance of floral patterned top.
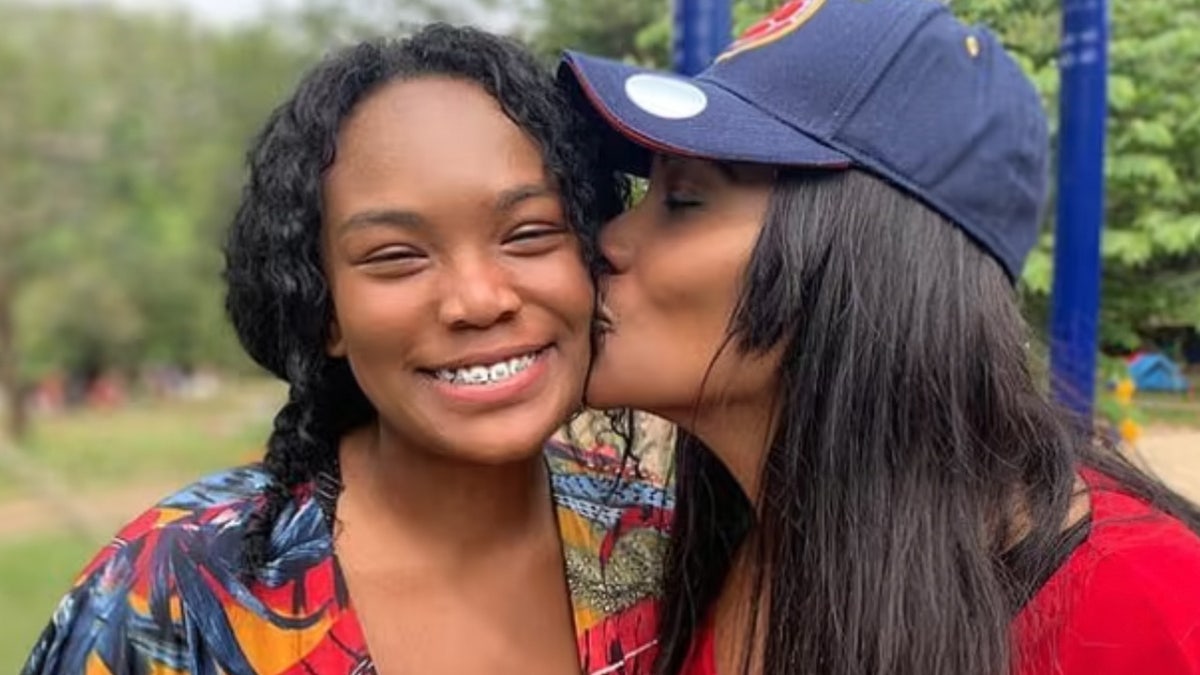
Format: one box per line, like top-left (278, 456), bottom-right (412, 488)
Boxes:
top-left (22, 440), bottom-right (672, 675)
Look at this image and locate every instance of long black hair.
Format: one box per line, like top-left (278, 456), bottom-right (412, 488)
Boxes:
top-left (222, 24), bottom-right (625, 575)
top-left (655, 168), bottom-right (1200, 675)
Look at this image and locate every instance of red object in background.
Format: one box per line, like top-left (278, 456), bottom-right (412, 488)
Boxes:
top-left (85, 373), bottom-right (126, 409)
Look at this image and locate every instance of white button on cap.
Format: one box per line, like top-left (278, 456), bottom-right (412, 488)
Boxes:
top-left (623, 74), bottom-right (708, 120)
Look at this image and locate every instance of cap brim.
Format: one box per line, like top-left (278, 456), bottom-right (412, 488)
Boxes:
top-left (559, 51), bottom-right (850, 176)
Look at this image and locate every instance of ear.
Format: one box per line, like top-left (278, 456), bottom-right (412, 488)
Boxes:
top-left (326, 318), bottom-right (347, 358)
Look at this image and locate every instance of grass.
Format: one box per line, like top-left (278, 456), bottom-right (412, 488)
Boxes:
top-left (1096, 384), bottom-right (1200, 432)
top-left (0, 533), bottom-right (103, 671)
top-left (0, 378), bottom-right (285, 670)
top-left (0, 378), bottom-right (284, 500)
top-left (1137, 391), bottom-right (1200, 428)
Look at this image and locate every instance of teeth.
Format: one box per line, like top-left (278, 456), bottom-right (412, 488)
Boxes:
top-left (433, 351), bottom-right (540, 386)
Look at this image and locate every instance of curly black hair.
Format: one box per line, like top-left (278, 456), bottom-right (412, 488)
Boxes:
top-left (223, 24), bottom-right (626, 576)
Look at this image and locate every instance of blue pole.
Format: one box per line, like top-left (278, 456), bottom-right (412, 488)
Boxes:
top-left (672, 0), bottom-right (732, 75)
top-left (1050, 0), bottom-right (1108, 418)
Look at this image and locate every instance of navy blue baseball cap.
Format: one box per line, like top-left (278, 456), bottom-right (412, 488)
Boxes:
top-left (558, 0), bottom-right (1050, 280)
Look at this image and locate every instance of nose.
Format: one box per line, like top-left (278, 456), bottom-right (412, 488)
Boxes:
top-left (437, 254), bottom-right (521, 329)
top-left (598, 209), bottom-right (636, 275)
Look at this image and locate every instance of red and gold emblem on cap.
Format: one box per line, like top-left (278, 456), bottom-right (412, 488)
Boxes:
top-left (717, 0), bottom-right (828, 62)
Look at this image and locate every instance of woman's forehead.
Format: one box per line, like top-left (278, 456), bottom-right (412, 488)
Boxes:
top-left (655, 154), bottom-right (774, 183)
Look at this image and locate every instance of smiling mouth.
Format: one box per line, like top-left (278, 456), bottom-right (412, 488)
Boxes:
top-left (429, 348), bottom-right (548, 387)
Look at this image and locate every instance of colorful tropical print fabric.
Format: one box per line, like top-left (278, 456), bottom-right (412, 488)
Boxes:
top-left (22, 440), bottom-right (672, 675)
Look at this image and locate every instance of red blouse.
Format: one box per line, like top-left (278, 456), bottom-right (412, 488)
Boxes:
top-left (681, 472), bottom-right (1200, 674)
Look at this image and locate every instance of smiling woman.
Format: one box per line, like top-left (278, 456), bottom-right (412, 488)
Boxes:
top-left (21, 25), bottom-right (670, 675)
top-left (320, 76), bottom-right (594, 469)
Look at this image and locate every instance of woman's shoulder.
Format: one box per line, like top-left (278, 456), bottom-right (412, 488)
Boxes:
top-left (22, 465), bottom-right (339, 675)
top-left (1025, 527), bottom-right (1200, 673)
top-left (71, 464), bottom-right (276, 572)
top-left (1017, 478), bottom-right (1200, 674)
top-left (1079, 482), bottom-right (1200, 636)
top-left (1078, 473), bottom-right (1200, 583)
top-left (93, 464), bottom-right (276, 553)
top-left (545, 436), bottom-right (674, 675)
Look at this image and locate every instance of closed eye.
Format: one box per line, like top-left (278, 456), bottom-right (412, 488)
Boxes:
top-left (664, 192), bottom-right (703, 212)
top-left (503, 223), bottom-right (569, 253)
top-left (357, 246), bottom-right (429, 277)
top-left (362, 246), bottom-right (423, 264)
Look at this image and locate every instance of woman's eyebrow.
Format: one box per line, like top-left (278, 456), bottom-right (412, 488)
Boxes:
top-left (494, 182), bottom-right (557, 214)
top-left (338, 208), bottom-right (425, 234)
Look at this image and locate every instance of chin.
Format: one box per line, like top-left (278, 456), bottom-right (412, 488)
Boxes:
top-left (436, 402), bottom-right (571, 464)
top-left (441, 432), bottom-right (553, 465)
top-left (581, 349), bottom-right (634, 408)
top-left (585, 371), bottom-right (692, 427)
top-left (584, 374), bottom-right (639, 410)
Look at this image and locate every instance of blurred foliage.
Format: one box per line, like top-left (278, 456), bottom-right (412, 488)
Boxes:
top-left (524, 0), bottom-right (669, 65)
top-left (1, 0), bottom-right (1197, 440)
top-left (0, 3), bottom-right (310, 388)
top-left (0, 0), bottom-right (487, 439)
top-left (528, 0), bottom-right (1200, 349)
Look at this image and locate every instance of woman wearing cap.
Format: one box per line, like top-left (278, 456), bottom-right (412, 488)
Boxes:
top-left (560, 0), bottom-right (1200, 673)
top-left (23, 25), bottom-right (669, 675)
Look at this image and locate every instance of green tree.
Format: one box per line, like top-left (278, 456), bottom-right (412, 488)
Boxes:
top-left (0, 0), bottom-right (514, 441)
top-left (947, 0), bottom-right (1200, 349)
top-left (286, 0), bottom-right (504, 46)
top-left (522, 0), bottom-right (669, 64)
top-left (0, 3), bottom-right (309, 440)
top-left (0, 3), bottom-right (103, 439)
top-left (1092, 0), bottom-right (1200, 347)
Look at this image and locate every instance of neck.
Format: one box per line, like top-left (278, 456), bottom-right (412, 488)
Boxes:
top-left (675, 396), bottom-right (778, 504)
top-left (336, 423), bottom-right (553, 571)
top-left (681, 401), bottom-right (777, 675)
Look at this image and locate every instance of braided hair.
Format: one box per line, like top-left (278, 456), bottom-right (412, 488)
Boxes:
top-left (222, 24), bottom-right (625, 575)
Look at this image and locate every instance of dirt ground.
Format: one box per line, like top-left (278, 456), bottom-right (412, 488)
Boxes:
top-left (1134, 428), bottom-right (1200, 502)
top-left (0, 481), bottom-right (175, 542)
